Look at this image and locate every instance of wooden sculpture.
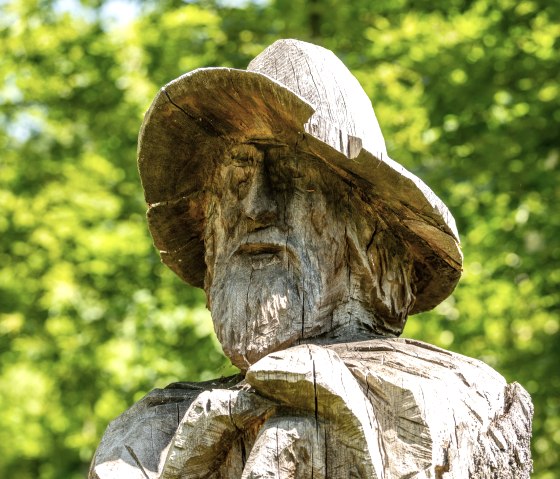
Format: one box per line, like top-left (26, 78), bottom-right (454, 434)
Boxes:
top-left (90, 39), bottom-right (533, 478)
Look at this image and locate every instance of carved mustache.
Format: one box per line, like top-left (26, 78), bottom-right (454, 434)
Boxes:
top-left (228, 227), bottom-right (300, 267)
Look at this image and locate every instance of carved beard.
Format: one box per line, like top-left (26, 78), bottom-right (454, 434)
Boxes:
top-left (209, 250), bottom-right (311, 370)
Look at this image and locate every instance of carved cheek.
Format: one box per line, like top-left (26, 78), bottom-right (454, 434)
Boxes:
top-left (204, 201), bottom-right (239, 279)
top-left (209, 181), bottom-right (248, 239)
top-left (309, 196), bottom-right (328, 236)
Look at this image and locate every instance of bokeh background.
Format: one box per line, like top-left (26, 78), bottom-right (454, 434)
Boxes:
top-left (1, 0), bottom-right (558, 477)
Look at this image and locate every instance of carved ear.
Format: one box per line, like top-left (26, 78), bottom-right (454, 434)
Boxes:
top-left (364, 229), bottom-right (416, 333)
top-left (146, 193), bottom-right (209, 289)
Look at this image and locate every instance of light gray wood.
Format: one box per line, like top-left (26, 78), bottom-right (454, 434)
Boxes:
top-left (245, 342), bottom-right (532, 478)
top-left (246, 345), bottom-right (381, 477)
top-left (204, 142), bottom-right (420, 369)
top-left (91, 39), bottom-right (533, 479)
top-left (161, 389), bottom-right (276, 479)
top-left (139, 39), bottom-right (462, 315)
top-left (91, 341), bottom-right (532, 478)
top-left (88, 376), bottom-right (243, 479)
top-left (241, 416), bottom-right (327, 478)
top-left (329, 339), bottom-right (533, 478)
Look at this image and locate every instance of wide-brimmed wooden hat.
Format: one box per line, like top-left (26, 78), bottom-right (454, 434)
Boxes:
top-left (138, 39), bottom-right (462, 314)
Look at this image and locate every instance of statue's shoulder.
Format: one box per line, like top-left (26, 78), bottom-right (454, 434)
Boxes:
top-left (89, 375), bottom-right (243, 479)
top-left (326, 337), bottom-right (505, 380)
top-left (324, 338), bottom-right (532, 478)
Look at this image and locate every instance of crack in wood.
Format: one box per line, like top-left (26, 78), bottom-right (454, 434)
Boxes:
top-left (92, 40), bottom-right (532, 479)
top-left (434, 445), bottom-right (450, 479)
top-left (124, 444), bottom-right (150, 479)
top-left (162, 88), bottom-right (220, 136)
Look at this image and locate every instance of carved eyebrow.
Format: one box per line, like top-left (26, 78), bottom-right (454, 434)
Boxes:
top-left (230, 144), bottom-right (263, 162)
top-left (244, 138), bottom-right (289, 149)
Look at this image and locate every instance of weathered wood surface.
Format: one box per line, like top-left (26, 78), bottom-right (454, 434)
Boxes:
top-left (204, 142), bottom-right (421, 369)
top-left (139, 39), bottom-right (462, 317)
top-left (90, 339), bottom-right (532, 478)
top-left (91, 39), bottom-right (533, 479)
top-left (329, 339), bottom-right (533, 478)
top-left (89, 376), bottom-right (242, 479)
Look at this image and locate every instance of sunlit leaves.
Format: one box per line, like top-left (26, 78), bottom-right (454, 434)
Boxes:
top-left (1, 0), bottom-right (559, 477)
top-left (0, 1), bottom-right (235, 477)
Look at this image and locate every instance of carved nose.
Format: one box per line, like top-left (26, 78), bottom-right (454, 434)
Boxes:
top-left (242, 163), bottom-right (278, 225)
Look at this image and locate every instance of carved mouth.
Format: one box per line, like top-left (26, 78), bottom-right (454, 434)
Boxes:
top-left (235, 242), bottom-right (296, 270)
top-left (237, 243), bottom-right (285, 255)
top-left (236, 243), bottom-right (283, 270)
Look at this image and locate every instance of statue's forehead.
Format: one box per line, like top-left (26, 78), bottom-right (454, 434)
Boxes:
top-left (224, 141), bottom-right (340, 176)
top-left (227, 141), bottom-right (288, 158)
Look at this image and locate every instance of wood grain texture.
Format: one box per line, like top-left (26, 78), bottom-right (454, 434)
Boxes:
top-left (91, 39), bottom-right (532, 479)
top-left (89, 376), bottom-right (243, 479)
top-left (328, 339), bottom-right (533, 478)
top-left (204, 143), bottom-right (418, 369)
top-left (246, 345), bottom-right (381, 478)
top-left (241, 416), bottom-right (327, 478)
top-left (138, 39), bottom-right (462, 314)
top-left (161, 389), bottom-right (276, 479)
top-left (91, 341), bottom-right (533, 478)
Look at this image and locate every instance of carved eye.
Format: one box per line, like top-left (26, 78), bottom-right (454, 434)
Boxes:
top-left (229, 144), bottom-right (263, 166)
top-left (278, 169), bottom-right (316, 195)
top-left (267, 158), bottom-right (302, 190)
top-left (231, 158), bottom-right (255, 168)
top-left (224, 165), bottom-right (252, 199)
top-left (223, 145), bottom-right (263, 199)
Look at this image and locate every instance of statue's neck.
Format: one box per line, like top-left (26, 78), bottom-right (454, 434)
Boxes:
top-left (299, 299), bottom-right (402, 347)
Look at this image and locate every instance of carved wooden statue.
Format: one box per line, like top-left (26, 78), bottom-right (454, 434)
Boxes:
top-left (90, 39), bottom-right (533, 478)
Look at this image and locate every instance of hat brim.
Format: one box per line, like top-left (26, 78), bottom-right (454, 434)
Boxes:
top-left (138, 68), bottom-right (462, 314)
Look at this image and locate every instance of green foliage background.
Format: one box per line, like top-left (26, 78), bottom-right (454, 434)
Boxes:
top-left (1, 0), bottom-right (558, 477)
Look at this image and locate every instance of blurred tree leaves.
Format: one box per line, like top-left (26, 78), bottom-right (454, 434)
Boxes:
top-left (1, 0), bottom-right (558, 477)
top-left (1, 2), bottom-right (234, 477)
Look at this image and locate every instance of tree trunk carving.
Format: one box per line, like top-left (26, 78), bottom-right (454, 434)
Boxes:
top-left (90, 39), bottom-right (533, 478)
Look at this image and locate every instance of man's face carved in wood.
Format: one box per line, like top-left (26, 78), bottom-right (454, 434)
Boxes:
top-left (203, 144), bottom-right (349, 368)
top-left (204, 144), bottom-right (415, 369)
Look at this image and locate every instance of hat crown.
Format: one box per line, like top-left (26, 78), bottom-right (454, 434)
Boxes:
top-left (248, 39), bottom-right (387, 159)
top-left (138, 39), bottom-right (462, 314)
